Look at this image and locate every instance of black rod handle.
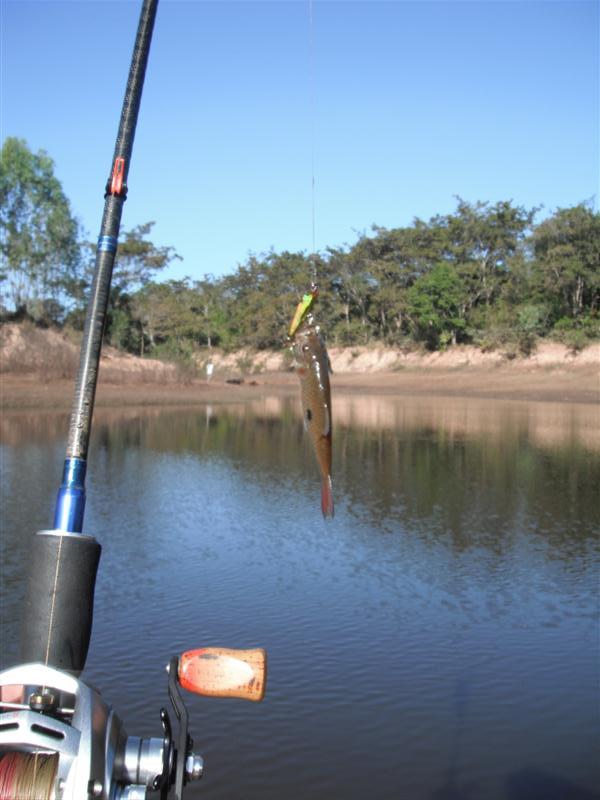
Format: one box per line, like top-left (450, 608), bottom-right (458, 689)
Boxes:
top-left (20, 531), bottom-right (101, 675)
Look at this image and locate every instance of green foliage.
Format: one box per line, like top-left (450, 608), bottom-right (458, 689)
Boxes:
top-left (71, 200), bottom-right (600, 357)
top-left (407, 263), bottom-right (467, 349)
top-left (514, 305), bottom-right (544, 355)
top-left (552, 313), bottom-right (600, 352)
top-left (0, 137), bottom-right (81, 320)
top-left (335, 318), bottom-right (373, 346)
top-left (26, 298), bottom-right (66, 328)
top-left (426, 198), bottom-right (537, 312)
top-left (151, 338), bottom-right (198, 383)
top-left (108, 307), bottom-right (135, 350)
top-left (97, 225), bottom-right (182, 349)
top-left (531, 204), bottom-right (600, 322)
top-left (516, 304), bottom-right (549, 335)
top-left (468, 301), bottom-right (551, 355)
top-left (219, 251), bottom-right (326, 349)
top-left (113, 222), bottom-right (181, 294)
top-left (2, 139), bottom-right (597, 358)
top-left (129, 279), bottom-right (202, 355)
top-left (151, 337), bottom-right (195, 363)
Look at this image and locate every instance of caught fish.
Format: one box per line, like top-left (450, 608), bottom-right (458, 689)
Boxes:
top-left (288, 287), bottom-right (334, 518)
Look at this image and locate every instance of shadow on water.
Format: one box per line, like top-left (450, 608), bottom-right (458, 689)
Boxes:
top-left (430, 675), bottom-right (476, 800)
top-left (430, 768), bottom-right (600, 800)
top-left (430, 768), bottom-right (476, 800)
top-left (506, 768), bottom-right (600, 800)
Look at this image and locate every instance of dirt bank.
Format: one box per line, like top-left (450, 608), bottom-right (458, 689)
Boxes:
top-left (203, 340), bottom-right (600, 374)
top-left (1, 322), bottom-right (598, 408)
top-left (2, 360), bottom-right (598, 410)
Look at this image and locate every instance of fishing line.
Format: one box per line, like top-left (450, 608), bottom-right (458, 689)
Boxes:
top-left (0, 753), bottom-right (58, 800)
top-left (31, 534), bottom-right (64, 798)
top-left (43, 538), bottom-right (64, 669)
top-left (308, 0), bottom-right (318, 285)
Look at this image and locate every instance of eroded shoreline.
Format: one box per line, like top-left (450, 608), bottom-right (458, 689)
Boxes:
top-left (1, 358), bottom-right (598, 412)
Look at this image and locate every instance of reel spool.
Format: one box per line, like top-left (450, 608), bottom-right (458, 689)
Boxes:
top-left (0, 752), bottom-right (58, 800)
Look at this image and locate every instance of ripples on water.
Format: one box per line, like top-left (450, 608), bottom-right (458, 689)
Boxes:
top-left (1, 396), bottom-right (599, 800)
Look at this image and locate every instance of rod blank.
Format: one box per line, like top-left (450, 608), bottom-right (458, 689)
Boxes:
top-left (66, 0), bottom-right (159, 462)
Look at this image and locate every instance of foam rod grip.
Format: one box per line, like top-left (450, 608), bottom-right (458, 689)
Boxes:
top-left (178, 647), bottom-right (267, 702)
top-left (20, 530), bottom-right (101, 674)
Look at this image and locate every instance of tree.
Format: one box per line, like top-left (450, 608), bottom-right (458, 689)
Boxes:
top-left (407, 263), bottom-right (467, 349)
top-left (0, 137), bottom-right (81, 319)
top-left (77, 221), bottom-right (181, 303)
top-left (351, 224), bottom-right (433, 341)
top-left (531, 204), bottom-right (600, 321)
top-left (112, 222), bottom-right (181, 295)
top-left (327, 245), bottom-right (373, 338)
top-left (130, 282), bottom-right (169, 354)
top-left (430, 198), bottom-right (536, 312)
top-left (191, 277), bottom-right (230, 349)
top-left (73, 221), bottom-right (182, 348)
top-left (131, 279), bottom-right (213, 357)
top-left (221, 251), bottom-right (320, 349)
top-left (107, 223), bottom-right (182, 347)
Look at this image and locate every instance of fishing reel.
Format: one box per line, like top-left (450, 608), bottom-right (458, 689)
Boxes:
top-left (0, 648), bottom-right (266, 799)
top-left (0, 529), bottom-right (266, 799)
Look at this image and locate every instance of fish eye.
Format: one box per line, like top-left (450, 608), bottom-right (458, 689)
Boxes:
top-left (306, 409), bottom-right (312, 422)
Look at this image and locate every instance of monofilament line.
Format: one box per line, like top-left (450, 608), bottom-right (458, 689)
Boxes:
top-left (308, 0), bottom-right (317, 281)
top-left (35, 529), bottom-right (64, 793)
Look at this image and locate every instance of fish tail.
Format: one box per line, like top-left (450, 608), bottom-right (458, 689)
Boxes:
top-left (321, 475), bottom-right (334, 519)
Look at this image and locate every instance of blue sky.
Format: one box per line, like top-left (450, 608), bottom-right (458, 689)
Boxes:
top-left (2, 1), bottom-right (598, 282)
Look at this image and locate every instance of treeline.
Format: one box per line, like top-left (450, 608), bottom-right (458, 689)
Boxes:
top-left (2, 137), bottom-right (599, 360)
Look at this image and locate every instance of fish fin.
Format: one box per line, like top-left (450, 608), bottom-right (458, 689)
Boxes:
top-left (321, 475), bottom-right (334, 519)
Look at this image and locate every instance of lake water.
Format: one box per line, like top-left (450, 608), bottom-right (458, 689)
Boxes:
top-left (1, 394), bottom-right (599, 800)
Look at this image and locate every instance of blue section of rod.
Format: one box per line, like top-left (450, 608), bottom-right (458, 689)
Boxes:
top-left (53, 457), bottom-right (87, 533)
top-left (97, 235), bottom-right (118, 253)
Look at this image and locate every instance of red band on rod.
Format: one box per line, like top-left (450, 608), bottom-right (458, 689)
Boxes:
top-left (110, 157), bottom-right (125, 195)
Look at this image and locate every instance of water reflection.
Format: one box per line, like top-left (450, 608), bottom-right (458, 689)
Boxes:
top-left (1, 395), bottom-right (599, 451)
top-left (2, 398), bottom-right (598, 559)
top-left (1, 396), bottom-right (599, 799)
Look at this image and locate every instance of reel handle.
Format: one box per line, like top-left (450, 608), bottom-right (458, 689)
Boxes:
top-left (178, 648), bottom-right (267, 702)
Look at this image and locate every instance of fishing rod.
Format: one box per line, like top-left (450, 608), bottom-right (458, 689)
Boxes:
top-left (0, 2), bottom-right (266, 797)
